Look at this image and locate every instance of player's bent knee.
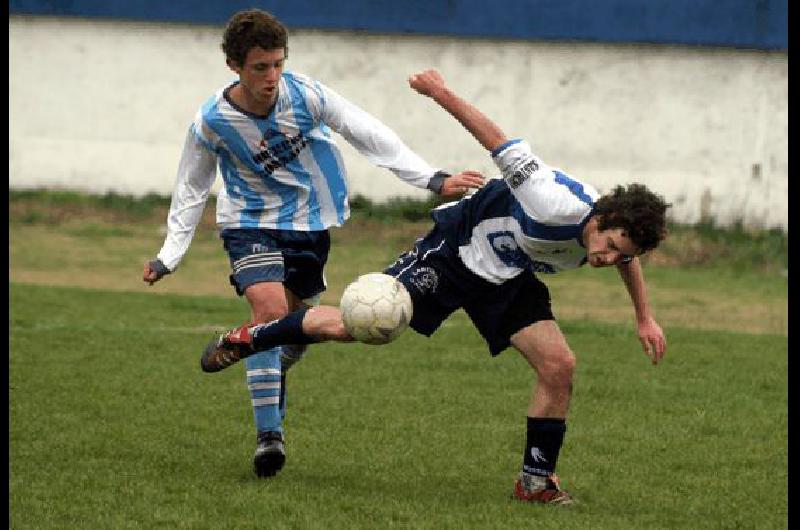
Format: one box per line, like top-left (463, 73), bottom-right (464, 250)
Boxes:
top-left (538, 350), bottom-right (577, 385)
top-left (250, 302), bottom-right (290, 324)
top-left (245, 284), bottom-right (290, 322)
top-left (561, 350), bottom-right (577, 374)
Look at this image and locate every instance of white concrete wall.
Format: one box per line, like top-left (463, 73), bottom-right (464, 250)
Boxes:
top-left (9, 15), bottom-right (788, 230)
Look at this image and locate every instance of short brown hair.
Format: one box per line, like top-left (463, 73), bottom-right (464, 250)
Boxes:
top-left (221, 9), bottom-right (288, 66)
top-left (593, 183), bottom-right (670, 252)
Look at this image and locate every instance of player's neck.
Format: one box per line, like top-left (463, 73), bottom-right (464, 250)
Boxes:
top-left (228, 83), bottom-right (277, 117)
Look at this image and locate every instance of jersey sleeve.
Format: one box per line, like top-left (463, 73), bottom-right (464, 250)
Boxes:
top-left (313, 80), bottom-right (440, 190)
top-left (155, 124), bottom-right (218, 271)
top-left (492, 139), bottom-right (594, 225)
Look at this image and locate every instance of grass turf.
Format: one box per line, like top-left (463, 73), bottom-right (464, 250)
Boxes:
top-left (9, 282), bottom-right (787, 528)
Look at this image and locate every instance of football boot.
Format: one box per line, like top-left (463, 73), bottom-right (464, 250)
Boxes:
top-left (200, 323), bottom-right (255, 373)
top-left (253, 430), bottom-right (286, 477)
top-left (512, 473), bottom-right (575, 505)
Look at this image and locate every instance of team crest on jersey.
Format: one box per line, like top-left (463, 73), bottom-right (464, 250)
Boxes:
top-left (409, 266), bottom-right (439, 295)
top-left (253, 129), bottom-right (308, 174)
top-left (507, 159), bottom-right (539, 189)
top-left (488, 231), bottom-right (529, 269)
top-left (490, 233), bottom-right (518, 253)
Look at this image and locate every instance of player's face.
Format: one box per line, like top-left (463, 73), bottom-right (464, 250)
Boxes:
top-left (584, 226), bottom-right (640, 268)
top-left (230, 46), bottom-right (285, 108)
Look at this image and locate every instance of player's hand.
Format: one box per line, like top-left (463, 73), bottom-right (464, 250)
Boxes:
top-left (143, 259), bottom-right (171, 285)
top-left (440, 171), bottom-right (485, 197)
top-left (408, 69), bottom-right (447, 99)
top-left (637, 316), bottom-right (666, 365)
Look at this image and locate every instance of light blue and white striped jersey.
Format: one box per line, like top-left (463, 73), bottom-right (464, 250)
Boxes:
top-left (157, 70), bottom-right (440, 271)
top-left (426, 139), bottom-right (599, 284)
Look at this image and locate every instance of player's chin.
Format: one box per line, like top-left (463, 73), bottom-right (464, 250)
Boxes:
top-left (258, 88), bottom-right (276, 100)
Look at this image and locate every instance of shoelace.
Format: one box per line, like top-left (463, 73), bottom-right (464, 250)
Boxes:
top-left (212, 337), bottom-right (241, 367)
top-left (218, 351), bottom-right (236, 366)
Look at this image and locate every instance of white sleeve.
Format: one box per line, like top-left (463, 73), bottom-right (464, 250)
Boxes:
top-left (492, 139), bottom-right (593, 225)
top-left (315, 82), bottom-right (439, 190)
top-left (156, 126), bottom-right (218, 271)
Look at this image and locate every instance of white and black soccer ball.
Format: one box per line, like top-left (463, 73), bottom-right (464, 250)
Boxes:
top-left (339, 273), bottom-right (413, 345)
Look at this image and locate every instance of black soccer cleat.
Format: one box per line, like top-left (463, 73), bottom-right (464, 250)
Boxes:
top-left (200, 324), bottom-right (256, 373)
top-left (253, 431), bottom-right (286, 477)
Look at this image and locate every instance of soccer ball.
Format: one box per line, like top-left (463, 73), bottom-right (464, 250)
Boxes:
top-left (339, 273), bottom-right (413, 345)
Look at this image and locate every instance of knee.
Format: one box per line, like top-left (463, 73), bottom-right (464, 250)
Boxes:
top-left (245, 285), bottom-right (290, 323)
top-left (537, 349), bottom-right (576, 387)
top-left (252, 304), bottom-right (289, 324)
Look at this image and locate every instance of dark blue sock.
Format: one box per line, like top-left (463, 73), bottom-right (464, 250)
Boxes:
top-left (522, 417), bottom-right (567, 477)
top-left (251, 307), bottom-right (318, 351)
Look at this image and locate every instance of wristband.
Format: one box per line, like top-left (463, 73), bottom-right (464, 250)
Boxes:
top-left (149, 259), bottom-right (172, 280)
top-left (427, 170), bottom-right (451, 194)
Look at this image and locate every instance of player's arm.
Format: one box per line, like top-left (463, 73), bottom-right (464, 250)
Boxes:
top-left (409, 69), bottom-right (507, 153)
top-left (616, 257), bottom-right (667, 365)
top-left (143, 126), bottom-right (217, 285)
top-left (315, 81), bottom-right (483, 196)
top-left (409, 70), bottom-right (558, 219)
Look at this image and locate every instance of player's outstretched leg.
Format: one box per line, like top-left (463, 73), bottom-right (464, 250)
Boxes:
top-left (201, 308), bottom-right (315, 373)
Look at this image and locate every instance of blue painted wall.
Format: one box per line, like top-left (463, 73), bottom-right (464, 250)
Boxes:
top-left (9, 0), bottom-right (787, 50)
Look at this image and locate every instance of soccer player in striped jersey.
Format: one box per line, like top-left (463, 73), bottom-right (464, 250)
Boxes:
top-left (142, 12), bottom-right (483, 478)
top-left (199, 68), bottom-right (669, 504)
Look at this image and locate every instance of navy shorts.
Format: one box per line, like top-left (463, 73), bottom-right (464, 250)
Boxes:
top-left (220, 228), bottom-right (330, 300)
top-left (384, 228), bottom-right (554, 356)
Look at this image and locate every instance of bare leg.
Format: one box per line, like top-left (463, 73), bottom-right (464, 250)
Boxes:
top-left (510, 320), bottom-right (576, 418)
top-left (302, 306), bottom-right (355, 342)
top-left (510, 320), bottom-right (576, 489)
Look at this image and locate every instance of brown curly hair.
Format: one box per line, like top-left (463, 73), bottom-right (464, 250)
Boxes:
top-left (593, 183), bottom-right (670, 252)
top-left (222, 9), bottom-right (288, 67)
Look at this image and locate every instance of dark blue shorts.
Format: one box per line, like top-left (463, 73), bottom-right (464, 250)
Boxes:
top-left (221, 228), bottom-right (330, 300)
top-left (384, 226), bottom-right (554, 356)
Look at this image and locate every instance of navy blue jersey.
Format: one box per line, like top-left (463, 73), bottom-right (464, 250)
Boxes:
top-left (423, 139), bottom-right (598, 283)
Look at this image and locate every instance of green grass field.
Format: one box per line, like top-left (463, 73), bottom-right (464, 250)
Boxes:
top-left (9, 192), bottom-right (788, 528)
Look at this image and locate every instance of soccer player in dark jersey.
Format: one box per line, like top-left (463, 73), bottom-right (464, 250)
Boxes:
top-left (199, 69), bottom-right (669, 504)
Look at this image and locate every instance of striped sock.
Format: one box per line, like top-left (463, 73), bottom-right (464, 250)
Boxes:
top-left (245, 348), bottom-right (283, 434)
top-left (279, 371), bottom-right (287, 420)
